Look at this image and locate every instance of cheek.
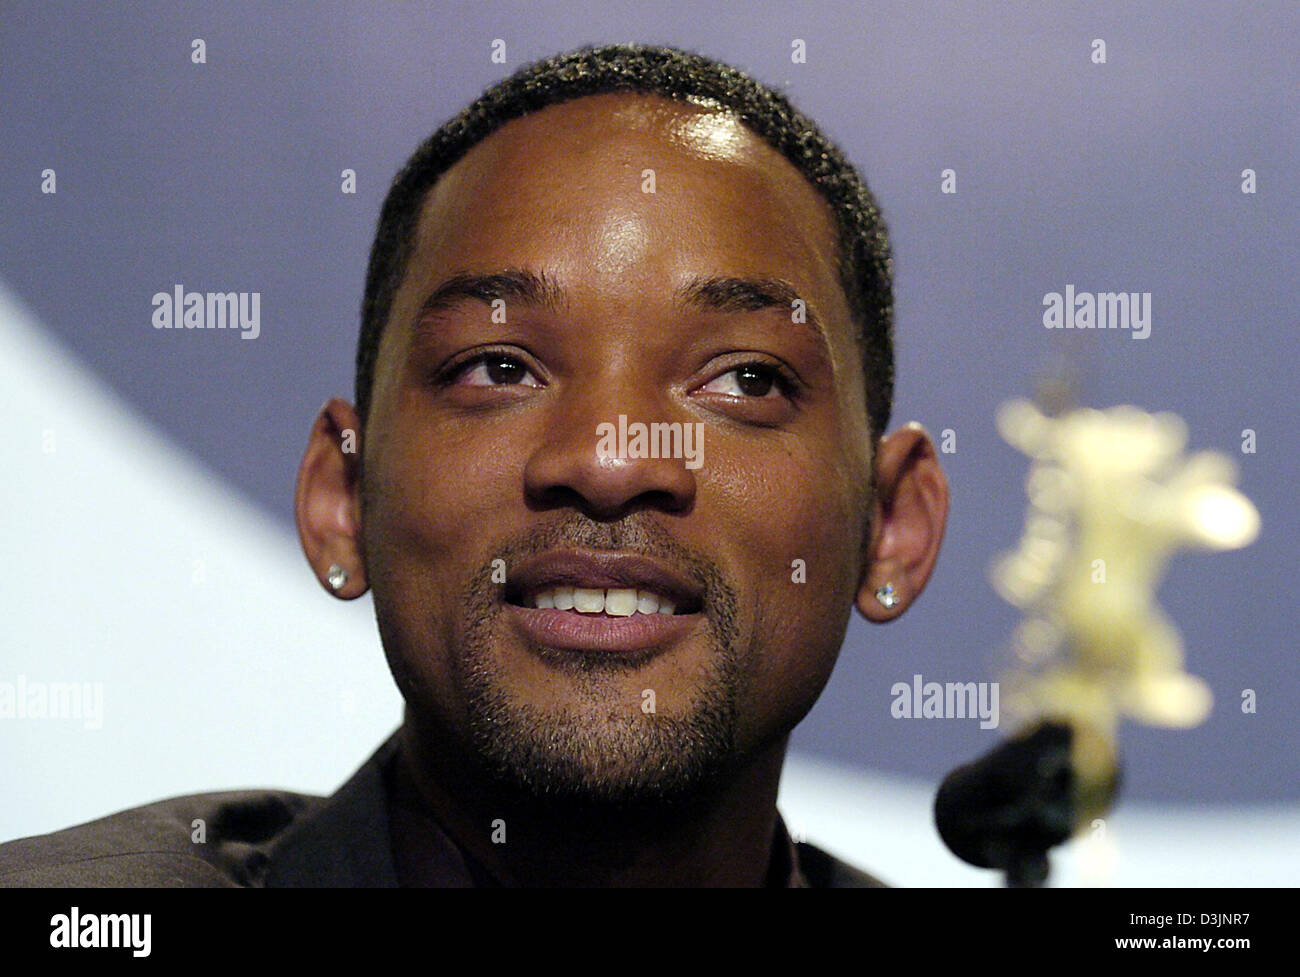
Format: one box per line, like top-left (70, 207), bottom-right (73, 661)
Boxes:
top-left (711, 432), bottom-right (866, 599)
top-left (708, 437), bottom-right (867, 716)
top-left (368, 404), bottom-right (520, 554)
top-left (361, 408), bottom-right (521, 690)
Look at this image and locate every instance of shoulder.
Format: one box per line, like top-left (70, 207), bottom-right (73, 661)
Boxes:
top-left (795, 840), bottom-right (890, 888)
top-left (0, 789), bottom-right (323, 887)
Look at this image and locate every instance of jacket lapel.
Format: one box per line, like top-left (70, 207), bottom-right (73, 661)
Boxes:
top-left (262, 730), bottom-right (404, 887)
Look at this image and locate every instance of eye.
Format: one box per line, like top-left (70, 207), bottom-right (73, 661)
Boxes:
top-left (446, 353), bottom-right (543, 388)
top-left (698, 362), bottom-right (794, 399)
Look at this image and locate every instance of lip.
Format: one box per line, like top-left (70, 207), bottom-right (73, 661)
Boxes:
top-left (506, 603), bottom-right (700, 655)
top-left (503, 549), bottom-right (706, 655)
top-left (504, 549), bottom-right (705, 612)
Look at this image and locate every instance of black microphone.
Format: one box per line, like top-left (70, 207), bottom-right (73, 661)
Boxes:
top-left (933, 719), bottom-right (1120, 887)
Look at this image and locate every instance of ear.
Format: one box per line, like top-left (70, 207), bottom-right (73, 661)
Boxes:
top-left (855, 422), bottom-right (949, 622)
top-left (295, 398), bottom-right (368, 599)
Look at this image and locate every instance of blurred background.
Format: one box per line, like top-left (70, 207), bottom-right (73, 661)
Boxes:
top-left (1, 0), bottom-right (1296, 885)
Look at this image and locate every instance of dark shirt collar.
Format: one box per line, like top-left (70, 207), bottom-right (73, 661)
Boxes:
top-left (386, 741), bottom-right (809, 888)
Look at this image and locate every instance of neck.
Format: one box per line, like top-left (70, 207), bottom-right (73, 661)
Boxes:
top-left (397, 712), bottom-right (789, 887)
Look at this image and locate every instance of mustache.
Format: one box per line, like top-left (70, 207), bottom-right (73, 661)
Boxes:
top-left (490, 513), bottom-right (716, 597)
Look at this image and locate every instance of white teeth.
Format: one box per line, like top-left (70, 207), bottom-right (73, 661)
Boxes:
top-left (604, 589), bottom-right (638, 616)
top-left (572, 587), bottom-right (605, 613)
top-left (527, 586), bottom-right (681, 615)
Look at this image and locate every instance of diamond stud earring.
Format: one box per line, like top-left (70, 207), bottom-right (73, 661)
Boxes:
top-left (327, 564), bottom-right (350, 591)
top-left (875, 583), bottom-right (899, 609)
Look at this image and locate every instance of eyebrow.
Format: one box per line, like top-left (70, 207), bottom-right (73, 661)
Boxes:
top-left (674, 274), bottom-right (831, 358)
top-left (412, 269), bottom-right (832, 360)
top-left (414, 269), bottom-right (566, 323)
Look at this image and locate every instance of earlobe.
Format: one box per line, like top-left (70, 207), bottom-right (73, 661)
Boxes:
top-left (326, 563), bottom-right (352, 593)
top-left (295, 398), bottom-right (369, 599)
top-left (854, 423), bottom-right (950, 623)
top-left (856, 567), bottom-right (906, 622)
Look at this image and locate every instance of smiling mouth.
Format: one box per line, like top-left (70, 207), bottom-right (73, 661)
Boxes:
top-left (501, 549), bottom-right (708, 654)
top-left (505, 585), bottom-right (698, 617)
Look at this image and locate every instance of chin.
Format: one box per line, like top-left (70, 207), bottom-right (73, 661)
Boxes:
top-left (464, 689), bottom-right (740, 810)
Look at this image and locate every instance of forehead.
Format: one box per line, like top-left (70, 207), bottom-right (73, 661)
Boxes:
top-left (403, 92), bottom-right (847, 323)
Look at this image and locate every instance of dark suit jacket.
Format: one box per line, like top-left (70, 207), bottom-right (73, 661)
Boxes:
top-left (0, 731), bottom-right (886, 887)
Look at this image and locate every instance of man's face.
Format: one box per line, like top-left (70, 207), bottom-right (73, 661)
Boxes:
top-left (360, 93), bottom-right (876, 804)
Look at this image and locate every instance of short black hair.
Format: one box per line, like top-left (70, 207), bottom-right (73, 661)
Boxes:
top-left (356, 42), bottom-right (894, 439)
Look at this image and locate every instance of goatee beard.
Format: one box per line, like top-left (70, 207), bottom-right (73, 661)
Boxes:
top-left (454, 513), bottom-right (744, 810)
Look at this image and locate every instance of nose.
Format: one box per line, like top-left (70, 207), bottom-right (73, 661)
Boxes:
top-left (523, 380), bottom-right (698, 519)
